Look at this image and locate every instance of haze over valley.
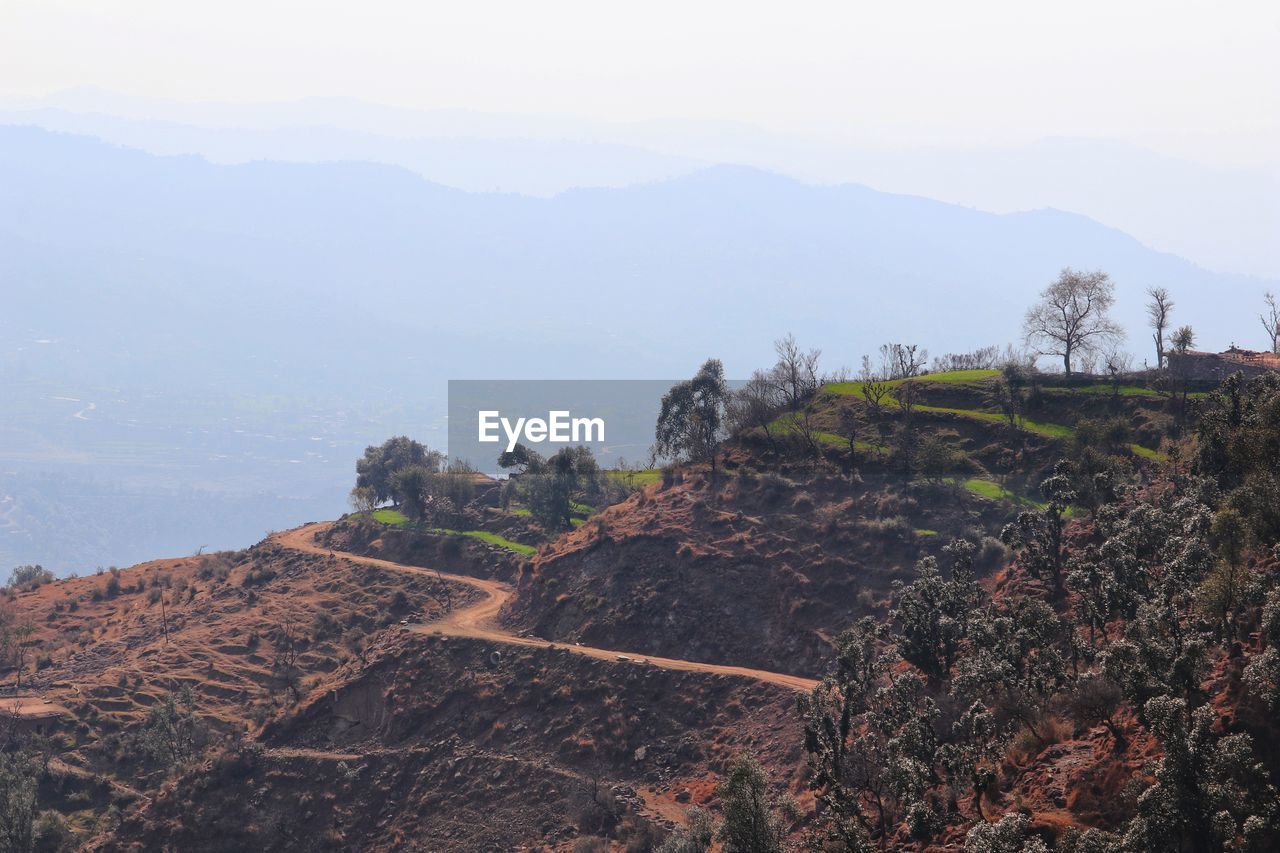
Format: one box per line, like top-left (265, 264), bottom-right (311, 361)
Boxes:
top-left (3, 113), bottom-right (1277, 571)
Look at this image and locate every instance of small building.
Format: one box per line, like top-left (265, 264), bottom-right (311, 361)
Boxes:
top-left (1166, 346), bottom-right (1280, 382)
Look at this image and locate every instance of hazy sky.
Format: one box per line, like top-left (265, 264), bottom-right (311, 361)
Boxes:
top-left (3, 0), bottom-right (1277, 167)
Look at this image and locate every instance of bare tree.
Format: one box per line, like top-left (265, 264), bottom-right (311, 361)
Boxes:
top-left (879, 343), bottom-right (928, 379)
top-left (932, 345), bottom-right (1000, 373)
top-left (836, 406), bottom-right (862, 476)
top-left (894, 380), bottom-right (922, 470)
top-left (771, 334), bottom-right (821, 410)
top-left (858, 354), bottom-right (881, 382)
top-left (789, 408), bottom-right (825, 461)
top-left (11, 620), bottom-right (34, 690)
top-left (860, 380), bottom-right (894, 456)
top-left (1023, 268), bottom-right (1125, 375)
top-left (1261, 292), bottom-right (1280, 354)
top-left (1064, 674), bottom-right (1128, 751)
top-left (1104, 350), bottom-right (1134, 407)
top-left (989, 378), bottom-right (1022, 431)
top-left (1146, 286), bottom-right (1173, 369)
top-left (895, 380), bottom-right (921, 420)
top-left (727, 369), bottom-right (785, 450)
top-left (272, 614), bottom-right (303, 702)
top-left (860, 380), bottom-right (891, 414)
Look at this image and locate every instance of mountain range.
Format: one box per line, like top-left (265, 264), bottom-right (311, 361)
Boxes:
top-left (2, 123), bottom-right (1275, 570)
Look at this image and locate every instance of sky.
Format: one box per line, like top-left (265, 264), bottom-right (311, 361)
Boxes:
top-left (3, 0), bottom-right (1277, 169)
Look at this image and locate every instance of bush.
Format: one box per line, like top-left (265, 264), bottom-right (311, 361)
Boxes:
top-left (1063, 674), bottom-right (1128, 750)
top-left (965, 812), bottom-right (1049, 852)
top-left (976, 536), bottom-right (1011, 573)
top-left (312, 612), bottom-right (341, 640)
top-left (6, 565), bottom-right (55, 590)
top-left (33, 809), bottom-right (74, 852)
top-left (853, 515), bottom-right (913, 542)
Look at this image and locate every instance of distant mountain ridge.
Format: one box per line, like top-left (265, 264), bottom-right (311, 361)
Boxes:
top-left (4, 91), bottom-right (1275, 278)
top-left (2, 124), bottom-right (1275, 570)
top-left (4, 125), bottom-right (1273, 381)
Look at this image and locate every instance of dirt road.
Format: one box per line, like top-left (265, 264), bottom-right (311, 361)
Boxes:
top-left (276, 523), bottom-right (819, 693)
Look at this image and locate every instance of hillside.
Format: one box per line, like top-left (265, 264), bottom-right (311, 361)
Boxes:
top-left (5, 126), bottom-right (1276, 573)
top-left (8, 126), bottom-right (1278, 573)
top-left (6, 364), bottom-right (1280, 850)
top-left (500, 370), bottom-right (1175, 676)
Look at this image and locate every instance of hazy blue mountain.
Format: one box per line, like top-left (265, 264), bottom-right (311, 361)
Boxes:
top-left (2, 126), bottom-right (1275, 571)
top-left (4, 91), bottom-right (1275, 278)
top-left (828, 138), bottom-right (1280, 281)
top-left (0, 107), bottom-right (705, 196)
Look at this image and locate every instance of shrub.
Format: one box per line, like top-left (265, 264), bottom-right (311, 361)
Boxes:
top-left (33, 809), bottom-right (74, 852)
top-left (1063, 674), bottom-right (1128, 750)
top-left (965, 812), bottom-right (1049, 852)
top-left (6, 565), bottom-right (55, 590)
top-left (312, 612), bottom-right (341, 640)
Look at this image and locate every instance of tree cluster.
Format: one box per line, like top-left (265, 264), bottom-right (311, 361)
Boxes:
top-left (797, 438), bottom-right (1280, 851)
top-left (349, 436), bottom-right (476, 525)
top-left (502, 445), bottom-right (612, 531)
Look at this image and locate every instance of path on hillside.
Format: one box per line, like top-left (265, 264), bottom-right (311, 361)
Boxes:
top-left (276, 523), bottom-right (820, 693)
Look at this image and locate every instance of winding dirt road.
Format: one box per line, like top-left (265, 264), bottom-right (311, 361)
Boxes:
top-left (276, 523), bottom-right (819, 693)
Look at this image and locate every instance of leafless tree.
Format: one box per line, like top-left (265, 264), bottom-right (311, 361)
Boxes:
top-left (989, 378), bottom-right (1022, 431)
top-left (858, 354), bottom-right (880, 382)
top-left (1107, 349), bottom-right (1133, 371)
top-left (860, 380), bottom-right (891, 414)
top-left (896, 380), bottom-right (921, 421)
top-left (1146, 286), bottom-right (1174, 369)
top-left (272, 614), bottom-right (303, 702)
top-left (1261, 292), bottom-right (1280, 354)
top-left (1104, 350), bottom-right (1135, 405)
top-left (11, 620), bottom-right (34, 690)
top-left (1063, 674), bottom-right (1128, 751)
top-left (932, 345), bottom-right (1000, 373)
top-left (879, 343), bottom-right (928, 379)
top-left (1023, 268), bottom-right (1125, 375)
top-left (860, 380), bottom-right (894, 456)
top-left (771, 334), bottom-right (822, 410)
top-left (789, 407), bottom-right (824, 461)
top-left (894, 380), bottom-right (923, 469)
top-left (0, 703), bottom-right (24, 751)
top-left (836, 406), bottom-right (862, 475)
top-left (727, 369), bottom-right (785, 450)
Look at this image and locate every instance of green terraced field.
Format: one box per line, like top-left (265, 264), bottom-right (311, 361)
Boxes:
top-left (367, 508), bottom-right (536, 555)
top-left (430, 528), bottom-right (537, 556)
top-left (606, 468), bottom-right (662, 486)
